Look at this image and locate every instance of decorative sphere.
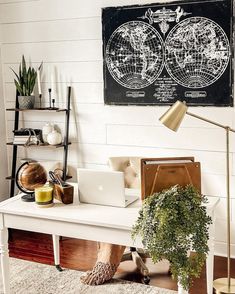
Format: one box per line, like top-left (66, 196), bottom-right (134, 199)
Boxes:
top-left (17, 162), bottom-right (47, 193)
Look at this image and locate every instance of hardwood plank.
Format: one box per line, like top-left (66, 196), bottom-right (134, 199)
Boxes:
top-left (9, 229), bottom-right (235, 294)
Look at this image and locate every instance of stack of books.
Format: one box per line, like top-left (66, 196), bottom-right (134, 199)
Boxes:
top-left (13, 129), bottom-right (42, 145)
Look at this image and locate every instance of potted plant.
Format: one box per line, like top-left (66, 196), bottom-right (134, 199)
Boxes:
top-left (11, 55), bottom-right (37, 109)
top-left (132, 185), bottom-right (212, 291)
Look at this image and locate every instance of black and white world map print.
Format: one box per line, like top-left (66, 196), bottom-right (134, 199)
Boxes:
top-left (102, 0), bottom-right (233, 106)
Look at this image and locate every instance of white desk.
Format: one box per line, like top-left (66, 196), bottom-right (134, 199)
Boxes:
top-left (0, 194), bottom-right (219, 294)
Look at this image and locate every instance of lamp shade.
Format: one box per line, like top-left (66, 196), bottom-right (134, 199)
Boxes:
top-left (159, 100), bottom-right (188, 131)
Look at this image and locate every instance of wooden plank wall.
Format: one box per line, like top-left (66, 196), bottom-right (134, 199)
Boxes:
top-left (0, 0), bottom-right (234, 256)
top-left (0, 47), bottom-right (9, 201)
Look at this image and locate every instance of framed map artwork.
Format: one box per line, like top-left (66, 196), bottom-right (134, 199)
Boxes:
top-left (102, 0), bottom-right (233, 106)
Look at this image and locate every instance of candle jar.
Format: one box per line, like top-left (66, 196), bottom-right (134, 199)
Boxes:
top-left (35, 185), bottom-right (54, 208)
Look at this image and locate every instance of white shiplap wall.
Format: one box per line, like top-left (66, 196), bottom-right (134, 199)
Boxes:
top-left (0, 0), bottom-right (234, 257)
top-left (0, 42), bottom-right (9, 201)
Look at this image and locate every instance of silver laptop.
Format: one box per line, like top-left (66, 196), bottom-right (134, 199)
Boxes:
top-left (77, 168), bottom-right (139, 207)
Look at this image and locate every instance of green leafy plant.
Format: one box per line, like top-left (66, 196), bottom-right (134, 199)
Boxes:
top-left (11, 55), bottom-right (37, 96)
top-left (132, 185), bottom-right (212, 291)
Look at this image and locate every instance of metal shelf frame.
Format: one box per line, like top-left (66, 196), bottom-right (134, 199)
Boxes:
top-left (6, 86), bottom-right (72, 197)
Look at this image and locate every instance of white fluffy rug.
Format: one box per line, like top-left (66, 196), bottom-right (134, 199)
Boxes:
top-left (0, 258), bottom-right (177, 294)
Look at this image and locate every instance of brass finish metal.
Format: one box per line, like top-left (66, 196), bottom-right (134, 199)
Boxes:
top-left (213, 278), bottom-right (235, 293)
top-left (226, 128), bottom-right (231, 287)
top-left (159, 100), bottom-right (235, 292)
top-left (187, 112), bottom-right (235, 132)
top-left (159, 100), bottom-right (235, 133)
top-left (159, 100), bottom-right (187, 131)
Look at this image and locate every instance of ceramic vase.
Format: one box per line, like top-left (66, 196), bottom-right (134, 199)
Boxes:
top-left (42, 123), bottom-right (54, 143)
top-left (47, 130), bottom-right (62, 145)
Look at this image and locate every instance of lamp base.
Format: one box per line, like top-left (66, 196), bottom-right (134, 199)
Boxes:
top-left (214, 278), bottom-right (235, 294)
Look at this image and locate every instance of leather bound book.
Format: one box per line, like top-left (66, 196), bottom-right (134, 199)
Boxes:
top-left (141, 157), bottom-right (201, 200)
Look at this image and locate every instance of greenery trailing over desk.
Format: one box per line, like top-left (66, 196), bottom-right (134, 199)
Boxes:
top-left (132, 185), bottom-right (212, 291)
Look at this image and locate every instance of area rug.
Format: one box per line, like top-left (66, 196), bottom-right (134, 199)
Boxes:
top-left (0, 258), bottom-right (177, 294)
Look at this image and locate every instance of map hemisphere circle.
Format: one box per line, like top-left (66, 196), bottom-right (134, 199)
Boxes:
top-left (165, 17), bottom-right (230, 88)
top-left (105, 21), bottom-right (164, 89)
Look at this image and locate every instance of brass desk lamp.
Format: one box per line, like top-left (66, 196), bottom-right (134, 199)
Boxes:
top-left (159, 100), bottom-right (235, 294)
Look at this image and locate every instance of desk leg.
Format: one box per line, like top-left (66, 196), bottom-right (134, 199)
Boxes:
top-left (0, 228), bottom-right (10, 294)
top-left (206, 213), bottom-right (215, 294)
top-left (52, 234), bottom-right (62, 271)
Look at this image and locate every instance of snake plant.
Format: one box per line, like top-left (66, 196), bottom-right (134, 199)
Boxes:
top-left (11, 55), bottom-right (37, 96)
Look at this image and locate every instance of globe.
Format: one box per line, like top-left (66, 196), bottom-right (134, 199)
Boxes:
top-left (16, 162), bottom-right (47, 202)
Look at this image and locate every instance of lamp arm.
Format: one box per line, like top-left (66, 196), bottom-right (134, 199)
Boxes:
top-left (186, 111), bottom-right (235, 133)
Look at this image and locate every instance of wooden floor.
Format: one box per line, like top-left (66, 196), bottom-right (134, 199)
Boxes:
top-left (9, 230), bottom-right (235, 294)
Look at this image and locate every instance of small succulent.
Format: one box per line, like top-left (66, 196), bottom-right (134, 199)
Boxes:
top-left (11, 55), bottom-right (38, 96)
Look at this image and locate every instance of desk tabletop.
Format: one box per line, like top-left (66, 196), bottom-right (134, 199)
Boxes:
top-left (0, 191), bottom-right (219, 231)
top-left (0, 193), bottom-right (142, 230)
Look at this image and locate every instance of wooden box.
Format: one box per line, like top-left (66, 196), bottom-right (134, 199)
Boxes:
top-left (53, 184), bottom-right (74, 204)
top-left (141, 157), bottom-right (201, 200)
